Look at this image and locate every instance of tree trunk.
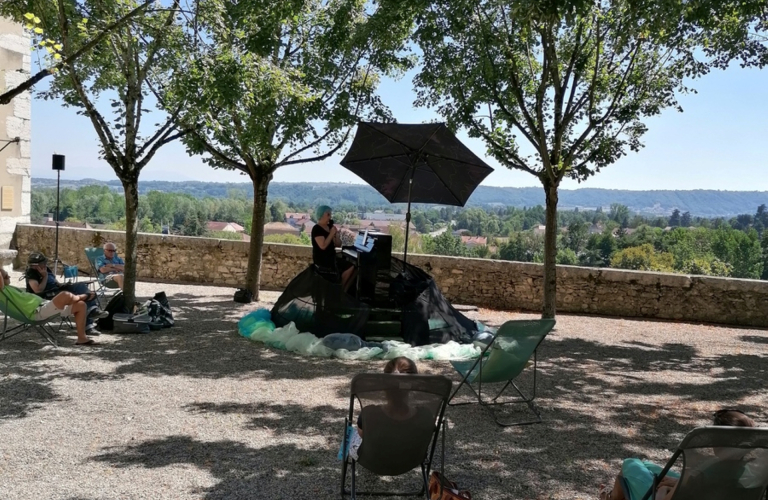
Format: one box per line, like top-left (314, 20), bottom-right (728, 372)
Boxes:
top-left (122, 176), bottom-right (140, 311)
top-left (542, 178), bottom-right (560, 319)
top-left (245, 173), bottom-right (271, 300)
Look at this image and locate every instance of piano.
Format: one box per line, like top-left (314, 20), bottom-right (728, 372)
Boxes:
top-left (342, 230), bottom-right (392, 303)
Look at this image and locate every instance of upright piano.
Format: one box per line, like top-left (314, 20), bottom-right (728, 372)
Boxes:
top-left (341, 230), bottom-right (393, 304)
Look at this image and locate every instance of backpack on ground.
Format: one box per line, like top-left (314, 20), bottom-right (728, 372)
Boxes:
top-left (146, 291), bottom-right (174, 328)
top-left (97, 291), bottom-right (130, 330)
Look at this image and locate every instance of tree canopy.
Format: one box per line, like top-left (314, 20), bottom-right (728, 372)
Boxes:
top-left (409, 0), bottom-right (767, 317)
top-left (160, 0), bottom-right (415, 298)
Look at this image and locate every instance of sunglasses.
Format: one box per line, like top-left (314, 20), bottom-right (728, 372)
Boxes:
top-left (105, 248), bottom-right (117, 252)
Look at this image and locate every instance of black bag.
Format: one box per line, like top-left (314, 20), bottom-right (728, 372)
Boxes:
top-left (97, 291), bottom-right (130, 330)
top-left (234, 288), bottom-right (253, 304)
top-left (148, 291), bottom-right (174, 328)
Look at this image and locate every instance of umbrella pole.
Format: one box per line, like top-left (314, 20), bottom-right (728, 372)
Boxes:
top-left (403, 166), bottom-right (415, 265)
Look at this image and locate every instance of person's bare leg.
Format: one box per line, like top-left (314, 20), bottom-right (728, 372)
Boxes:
top-left (110, 274), bottom-right (124, 289)
top-left (341, 267), bottom-right (356, 293)
top-left (71, 301), bottom-right (88, 343)
top-left (52, 292), bottom-right (90, 343)
top-left (599, 475), bottom-right (626, 500)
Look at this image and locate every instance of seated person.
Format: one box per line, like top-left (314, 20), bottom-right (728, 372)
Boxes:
top-left (312, 205), bottom-right (356, 292)
top-left (25, 252), bottom-right (106, 336)
top-left (599, 409), bottom-right (757, 500)
top-left (353, 357), bottom-right (435, 462)
top-left (95, 242), bottom-right (124, 289)
top-left (1, 267), bottom-right (98, 345)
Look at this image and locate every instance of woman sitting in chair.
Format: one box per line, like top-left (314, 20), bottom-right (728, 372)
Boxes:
top-left (311, 205), bottom-right (356, 292)
top-left (353, 357), bottom-right (436, 463)
top-left (599, 409), bottom-right (757, 500)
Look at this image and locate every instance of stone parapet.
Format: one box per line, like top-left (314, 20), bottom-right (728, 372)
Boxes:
top-left (12, 224), bottom-right (768, 328)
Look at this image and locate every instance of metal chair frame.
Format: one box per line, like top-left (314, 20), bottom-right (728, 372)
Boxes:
top-left (0, 289), bottom-right (60, 347)
top-left (340, 375), bottom-right (451, 499)
top-left (448, 319), bottom-right (555, 426)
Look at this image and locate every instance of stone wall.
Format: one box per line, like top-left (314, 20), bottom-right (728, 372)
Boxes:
top-left (12, 224), bottom-right (313, 289)
top-left (0, 18), bottom-right (32, 248)
top-left (13, 224), bottom-right (768, 328)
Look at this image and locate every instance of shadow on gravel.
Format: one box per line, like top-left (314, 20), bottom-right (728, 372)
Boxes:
top-left (3, 290), bottom-right (768, 498)
top-left (92, 435), bottom-right (340, 499)
top-left (0, 366), bottom-right (62, 419)
top-left (2, 290), bottom-right (367, 382)
top-left (93, 399), bottom-right (440, 500)
top-left (740, 334), bottom-right (768, 344)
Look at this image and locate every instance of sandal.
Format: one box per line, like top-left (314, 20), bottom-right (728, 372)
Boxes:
top-left (599, 485), bottom-right (613, 500)
top-left (75, 339), bottom-right (99, 346)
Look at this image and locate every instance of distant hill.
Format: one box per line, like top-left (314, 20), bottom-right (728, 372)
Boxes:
top-left (31, 178), bottom-right (767, 217)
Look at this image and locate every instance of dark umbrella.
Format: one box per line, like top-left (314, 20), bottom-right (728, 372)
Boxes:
top-left (340, 122), bottom-right (494, 263)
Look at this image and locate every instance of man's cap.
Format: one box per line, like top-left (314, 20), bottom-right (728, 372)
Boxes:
top-left (27, 252), bottom-right (47, 264)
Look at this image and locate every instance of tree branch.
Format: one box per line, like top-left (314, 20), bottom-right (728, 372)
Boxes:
top-left (56, 0), bottom-right (121, 169)
top-left (0, 0), bottom-right (155, 105)
top-left (138, 0), bottom-right (180, 82)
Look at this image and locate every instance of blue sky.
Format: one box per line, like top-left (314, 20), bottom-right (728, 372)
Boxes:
top-left (31, 64), bottom-right (768, 191)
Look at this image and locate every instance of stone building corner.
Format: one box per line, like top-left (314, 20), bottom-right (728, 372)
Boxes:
top-left (0, 17), bottom-right (31, 249)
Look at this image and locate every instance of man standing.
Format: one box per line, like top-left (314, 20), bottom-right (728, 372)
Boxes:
top-left (25, 252), bottom-right (106, 336)
top-left (95, 242), bottom-right (125, 290)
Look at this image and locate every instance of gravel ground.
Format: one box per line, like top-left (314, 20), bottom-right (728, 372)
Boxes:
top-left (1, 272), bottom-right (766, 500)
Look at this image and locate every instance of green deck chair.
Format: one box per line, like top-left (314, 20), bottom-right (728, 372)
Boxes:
top-left (449, 319), bottom-right (556, 426)
top-left (0, 286), bottom-right (60, 347)
top-left (85, 247), bottom-right (120, 303)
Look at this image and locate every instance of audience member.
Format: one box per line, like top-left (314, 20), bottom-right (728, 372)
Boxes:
top-left (25, 252), bottom-right (106, 336)
top-left (1, 267), bottom-right (98, 345)
top-left (599, 409), bottom-right (757, 500)
top-left (95, 242), bottom-right (125, 289)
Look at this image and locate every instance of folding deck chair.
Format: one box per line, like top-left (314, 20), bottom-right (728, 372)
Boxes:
top-left (340, 373), bottom-right (452, 499)
top-left (85, 247), bottom-right (120, 303)
top-left (448, 319), bottom-right (556, 426)
top-left (635, 426), bottom-right (768, 500)
top-left (0, 286), bottom-right (60, 347)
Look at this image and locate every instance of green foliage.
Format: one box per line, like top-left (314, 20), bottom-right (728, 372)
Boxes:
top-left (609, 204), bottom-right (631, 228)
top-left (611, 244), bottom-right (674, 272)
top-left (498, 233), bottom-right (544, 263)
top-left (207, 231), bottom-right (242, 241)
top-left (423, 231), bottom-right (467, 257)
top-left (677, 257), bottom-right (731, 277)
top-left (168, 0), bottom-right (413, 177)
top-left (711, 228), bottom-right (764, 279)
top-left (389, 225), bottom-right (424, 255)
top-left (582, 230), bottom-right (618, 267)
top-left (269, 200), bottom-right (288, 223)
top-left (408, 0), bottom-right (767, 315)
top-left (556, 248), bottom-right (578, 266)
top-left (761, 236), bottom-right (768, 280)
top-left (160, 0), bottom-right (414, 295)
top-left (455, 208), bottom-right (501, 236)
top-left (30, 179), bottom-right (768, 218)
top-left (31, 182), bottom-right (768, 281)
top-left (563, 221), bottom-right (589, 253)
top-left (263, 233), bottom-right (311, 246)
top-left (32, 186), bottom-right (260, 237)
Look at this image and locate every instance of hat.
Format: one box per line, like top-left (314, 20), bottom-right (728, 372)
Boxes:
top-left (27, 252), bottom-right (47, 264)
